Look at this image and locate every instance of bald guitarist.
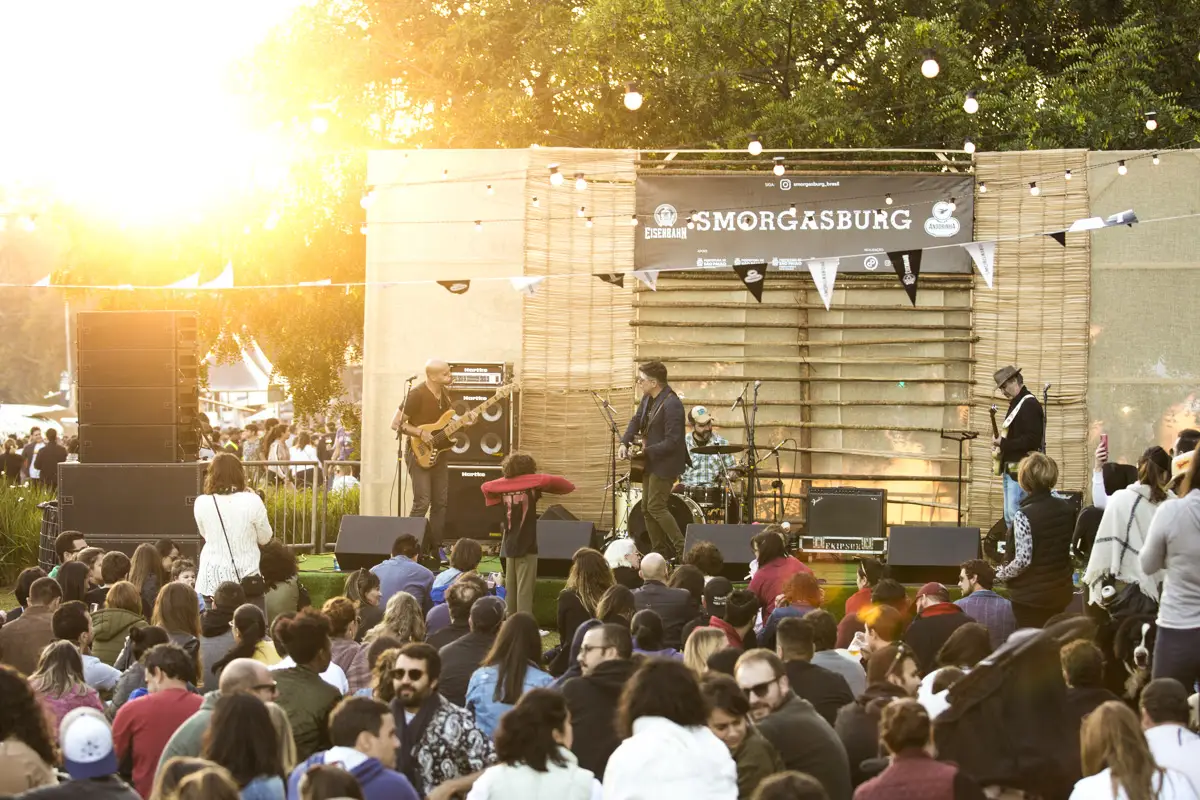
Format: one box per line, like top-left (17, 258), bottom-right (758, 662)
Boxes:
top-left (391, 359), bottom-right (478, 553)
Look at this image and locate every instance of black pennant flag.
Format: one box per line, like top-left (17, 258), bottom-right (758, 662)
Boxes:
top-left (732, 261), bottom-right (768, 302)
top-left (595, 272), bottom-right (625, 288)
top-left (887, 249), bottom-right (923, 306)
top-left (1045, 231), bottom-right (1067, 247)
top-left (437, 280), bottom-right (471, 295)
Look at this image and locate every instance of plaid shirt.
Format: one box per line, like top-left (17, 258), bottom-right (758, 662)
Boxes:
top-left (955, 589), bottom-right (1017, 650)
top-left (680, 432), bottom-right (737, 487)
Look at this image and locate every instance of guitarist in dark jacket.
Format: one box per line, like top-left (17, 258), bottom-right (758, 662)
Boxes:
top-left (619, 361), bottom-right (690, 559)
top-left (993, 365), bottom-right (1044, 526)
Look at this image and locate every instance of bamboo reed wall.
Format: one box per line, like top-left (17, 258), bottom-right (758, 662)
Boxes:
top-left (520, 148), bottom-right (637, 523)
top-left (967, 150), bottom-right (1092, 525)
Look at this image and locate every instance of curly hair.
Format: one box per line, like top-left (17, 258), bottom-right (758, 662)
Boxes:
top-left (501, 452), bottom-right (537, 479)
top-left (369, 641), bottom-right (404, 703)
top-left (258, 540), bottom-right (298, 587)
top-left (364, 591), bottom-right (425, 646)
top-left (565, 548), bottom-right (614, 616)
top-left (684, 541), bottom-right (725, 577)
top-left (494, 689), bottom-right (570, 771)
top-left (0, 665), bottom-right (57, 766)
top-left (322, 597), bottom-right (358, 639)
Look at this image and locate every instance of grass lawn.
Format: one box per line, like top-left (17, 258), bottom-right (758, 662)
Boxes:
top-left (0, 589), bottom-right (14, 612)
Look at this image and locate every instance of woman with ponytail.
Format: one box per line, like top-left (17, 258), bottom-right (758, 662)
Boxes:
top-left (214, 604), bottom-right (280, 675)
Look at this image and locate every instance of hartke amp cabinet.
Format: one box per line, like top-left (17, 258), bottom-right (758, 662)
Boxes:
top-left (802, 487), bottom-right (887, 555)
top-left (444, 465), bottom-right (504, 541)
top-left (445, 362), bottom-right (516, 465)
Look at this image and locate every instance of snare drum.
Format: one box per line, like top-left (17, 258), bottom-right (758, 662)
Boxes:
top-left (685, 485), bottom-right (724, 508)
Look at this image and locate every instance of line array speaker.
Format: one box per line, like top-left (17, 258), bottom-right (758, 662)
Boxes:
top-left (58, 463), bottom-right (204, 550)
top-left (77, 310), bottom-right (198, 351)
top-left (335, 516), bottom-right (432, 572)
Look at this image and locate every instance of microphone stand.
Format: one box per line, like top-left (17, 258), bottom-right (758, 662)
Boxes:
top-left (940, 430), bottom-right (978, 526)
top-left (396, 375), bottom-right (415, 517)
top-left (590, 390), bottom-right (621, 534)
top-left (740, 381), bottom-right (762, 523)
top-left (756, 438), bottom-right (794, 523)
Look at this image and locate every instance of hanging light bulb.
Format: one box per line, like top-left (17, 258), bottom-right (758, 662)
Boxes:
top-left (575, 173), bottom-right (587, 191)
top-left (486, 184), bottom-right (494, 195)
top-left (920, 53), bottom-right (940, 79)
top-left (1065, 169), bottom-right (1072, 180)
top-left (441, 169), bottom-right (449, 180)
top-left (948, 196), bottom-right (957, 212)
top-left (1029, 181), bottom-right (1040, 196)
top-left (577, 206), bottom-right (585, 217)
top-left (1145, 111), bottom-right (1158, 131)
top-left (623, 82), bottom-right (643, 111)
top-left (629, 215), bottom-right (639, 226)
top-left (772, 157), bottom-right (786, 177)
top-left (532, 196), bottom-right (539, 207)
top-left (963, 139), bottom-right (976, 155)
top-left (360, 188), bottom-right (376, 209)
top-left (1153, 153), bottom-right (1160, 165)
top-left (359, 223), bottom-right (368, 235)
top-left (585, 217), bottom-right (594, 228)
top-left (1118, 160), bottom-right (1128, 175)
top-left (748, 135), bottom-right (763, 156)
top-left (474, 220), bottom-right (483, 232)
top-left (979, 182), bottom-right (987, 193)
top-left (686, 211), bottom-right (696, 229)
top-left (885, 193), bottom-right (894, 206)
top-left (963, 90), bottom-right (979, 114)
top-left (549, 165), bottom-right (564, 186)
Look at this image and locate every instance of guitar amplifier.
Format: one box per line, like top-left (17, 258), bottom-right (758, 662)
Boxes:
top-left (447, 362), bottom-right (515, 465)
top-left (802, 487), bottom-right (887, 554)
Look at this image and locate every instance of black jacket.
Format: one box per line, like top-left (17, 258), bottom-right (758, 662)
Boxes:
top-left (998, 387), bottom-right (1043, 472)
top-left (784, 659), bottom-right (855, 727)
top-left (904, 603), bottom-right (975, 676)
top-left (19, 776), bottom-right (141, 800)
top-left (33, 442), bottom-right (68, 486)
top-left (758, 692), bottom-right (853, 800)
top-left (438, 631), bottom-right (496, 707)
top-left (834, 682), bottom-right (910, 787)
top-left (426, 620), bottom-right (470, 650)
top-left (550, 589), bottom-right (593, 676)
top-left (632, 580), bottom-right (697, 650)
top-left (1065, 685), bottom-right (1120, 727)
top-left (621, 386), bottom-right (690, 479)
top-left (561, 658), bottom-right (637, 779)
top-left (1006, 491), bottom-right (1075, 610)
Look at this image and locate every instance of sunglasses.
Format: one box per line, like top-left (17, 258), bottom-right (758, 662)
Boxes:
top-left (741, 676), bottom-right (780, 699)
top-left (392, 668), bottom-right (426, 682)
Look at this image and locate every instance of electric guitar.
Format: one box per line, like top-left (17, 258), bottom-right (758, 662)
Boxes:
top-left (989, 404), bottom-right (1002, 476)
top-left (626, 435), bottom-right (647, 482)
top-left (407, 383), bottom-right (518, 469)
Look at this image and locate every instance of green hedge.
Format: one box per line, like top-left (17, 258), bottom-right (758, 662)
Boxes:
top-left (260, 485), bottom-right (359, 550)
top-left (0, 484), bottom-right (55, 584)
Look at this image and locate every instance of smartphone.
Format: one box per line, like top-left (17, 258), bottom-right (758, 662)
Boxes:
top-left (1101, 433), bottom-right (1109, 450)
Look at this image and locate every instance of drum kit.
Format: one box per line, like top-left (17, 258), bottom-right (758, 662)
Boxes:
top-left (614, 442), bottom-right (750, 555)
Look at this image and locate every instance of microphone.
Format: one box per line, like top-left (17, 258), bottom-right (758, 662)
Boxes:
top-left (754, 380), bottom-right (762, 388)
top-left (730, 395), bottom-right (742, 412)
top-left (405, 374), bottom-right (418, 382)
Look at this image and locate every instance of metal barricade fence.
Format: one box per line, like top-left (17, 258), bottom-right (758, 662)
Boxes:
top-left (241, 460), bottom-right (362, 554)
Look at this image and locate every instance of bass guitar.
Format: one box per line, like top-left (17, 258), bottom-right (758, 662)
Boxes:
top-left (407, 383), bottom-right (518, 469)
top-left (989, 404), bottom-right (1002, 476)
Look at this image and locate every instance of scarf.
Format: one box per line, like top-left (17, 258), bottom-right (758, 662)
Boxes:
top-left (201, 607), bottom-right (235, 637)
top-left (1082, 483), bottom-right (1166, 605)
top-left (394, 693), bottom-right (440, 791)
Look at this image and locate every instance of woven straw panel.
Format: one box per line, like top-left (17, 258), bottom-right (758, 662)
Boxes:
top-left (520, 148), bottom-right (637, 523)
top-left (968, 150), bottom-right (1091, 526)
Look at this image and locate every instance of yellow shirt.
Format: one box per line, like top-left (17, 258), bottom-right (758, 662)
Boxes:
top-left (253, 639), bottom-right (282, 666)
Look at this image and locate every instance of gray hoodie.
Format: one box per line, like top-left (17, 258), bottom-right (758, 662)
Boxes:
top-left (1141, 489), bottom-right (1200, 628)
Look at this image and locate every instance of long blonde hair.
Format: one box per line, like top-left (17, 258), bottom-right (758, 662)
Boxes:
top-left (683, 627), bottom-right (727, 677)
top-left (363, 591), bottom-right (425, 645)
top-left (29, 640), bottom-right (90, 699)
top-left (1081, 701), bottom-right (1163, 800)
top-left (266, 701), bottom-right (297, 774)
top-left (565, 548), bottom-right (614, 616)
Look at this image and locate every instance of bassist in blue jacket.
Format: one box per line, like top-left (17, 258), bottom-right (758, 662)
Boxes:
top-left (619, 361), bottom-right (691, 559)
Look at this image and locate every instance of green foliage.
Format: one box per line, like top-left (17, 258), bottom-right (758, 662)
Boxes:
top-left (261, 485), bottom-right (359, 551)
top-left (0, 484), bottom-right (56, 584)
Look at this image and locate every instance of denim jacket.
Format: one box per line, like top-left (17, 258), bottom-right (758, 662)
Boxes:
top-left (465, 664), bottom-right (555, 738)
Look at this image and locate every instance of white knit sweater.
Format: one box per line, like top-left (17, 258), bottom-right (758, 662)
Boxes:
top-left (194, 491), bottom-right (274, 596)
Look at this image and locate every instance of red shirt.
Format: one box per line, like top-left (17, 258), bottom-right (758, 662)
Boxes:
top-left (747, 556), bottom-right (812, 618)
top-left (112, 687), bottom-right (203, 798)
top-left (845, 586), bottom-right (873, 619)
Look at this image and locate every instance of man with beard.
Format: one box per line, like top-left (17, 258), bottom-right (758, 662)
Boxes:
top-left (389, 642), bottom-right (493, 797)
top-left (561, 623), bottom-right (636, 779)
top-left (680, 406), bottom-right (738, 491)
top-left (734, 649), bottom-right (852, 800)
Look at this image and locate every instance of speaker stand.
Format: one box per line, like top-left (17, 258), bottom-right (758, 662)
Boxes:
top-left (940, 430), bottom-right (978, 526)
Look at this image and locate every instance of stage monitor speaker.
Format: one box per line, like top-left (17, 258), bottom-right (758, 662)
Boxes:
top-left (886, 526), bottom-right (981, 584)
top-left (335, 516), bottom-right (431, 572)
top-left (77, 310), bottom-right (198, 352)
top-left (540, 504), bottom-right (578, 522)
top-left (77, 349), bottom-right (199, 388)
top-left (537, 520), bottom-right (600, 577)
top-left (58, 463), bottom-right (204, 543)
top-left (446, 362), bottom-right (513, 465)
top-left (78, 424), bottom-right (199, 463)
top-left (444, 465), bottom-right (504, 541)
top-left (77, 386), bottom-right (199, 426)
top-left (806, 487), bottom-right (887, 540)
top-left (684, 523), bottom-right (762, 580)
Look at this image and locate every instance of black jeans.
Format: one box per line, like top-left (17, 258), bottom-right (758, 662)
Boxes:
top-left (405, 449), bottom-right (448, 551)
top-left (1010, 601), bottom-right (1062, 629)
top-left (1152, 626), bottom-right (1200, 694)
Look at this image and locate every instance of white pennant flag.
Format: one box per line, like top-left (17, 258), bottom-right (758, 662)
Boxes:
top-left (33, 274), bottom-right (50, 287)
top-left (806, 258), bottom-right (839, 310)
top-left (299, 278), bottom-right (332, 286)
top-left (201, 262), bottom-right (234, 289)
top-left (509, 276), bottom-right (545, 297)
top-left (963, 241), bottom-right (996, 289)
top-left (630, 269), bottom-right (659, 291)
top-left (167, 272), bottom-right (199, 289)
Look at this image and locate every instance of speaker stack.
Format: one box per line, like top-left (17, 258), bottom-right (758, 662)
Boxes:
top-left (59, 311), bottom-right (204, 554)
top-left (443, 362), bottom-right (516, 542)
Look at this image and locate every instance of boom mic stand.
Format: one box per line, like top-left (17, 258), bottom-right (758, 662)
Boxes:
top-left (738, 381), bottom-right (762, 523)
top-left (590, 390), bottom-right (621, 535)
top-left (940, 430), bottom-right (978, 526)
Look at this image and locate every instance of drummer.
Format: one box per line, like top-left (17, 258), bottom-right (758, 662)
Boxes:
top-left (679, 406), bottom-right (738, 489)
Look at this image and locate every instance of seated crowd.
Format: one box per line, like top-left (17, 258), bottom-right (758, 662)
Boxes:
top-left (4, 461), bottom-right (1200, 800)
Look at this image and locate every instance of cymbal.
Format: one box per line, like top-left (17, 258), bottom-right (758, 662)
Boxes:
top-left (692, 444), bottom-right (746, 455)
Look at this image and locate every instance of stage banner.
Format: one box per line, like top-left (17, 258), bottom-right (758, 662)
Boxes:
top-left (635, 174), bottom-right (974, 273)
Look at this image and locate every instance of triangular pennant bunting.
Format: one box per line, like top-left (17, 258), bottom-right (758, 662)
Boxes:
top-left (201, 262), bottom-right (234, 289)
top-left (807, 258), bottom-right (839, 310)
top-left (167, 272), bottom-right (199, 289)
top-left (962, 241), bottom-right (996, 289)
top-left (595, 273), bottom-right (625, 288)
top-left (33, 275), bottom-right (50, 287)
top-left (438, 280), bottom-right (471, 295)
top-left (732, 262), bottom-right (768, 302)
top-left (299, 278), bottom-right (332, 286)
top-left (1068, 216), bottom-right (1106, 233)
top-left (1104, 209), bottom-right (1138, 227)
top-left (510, 276), bottom-right (545, 297)
top-left (630, 269), bottom-right (659, 291)
top-left (1045, 231), bottom-right (1067, 247)
top-left (887, 249), bottom-right (923, 306)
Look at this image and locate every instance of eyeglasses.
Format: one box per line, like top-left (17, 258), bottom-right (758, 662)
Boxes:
top-left (741, 676), bottom-right (780, 699)
top-left (392, 668), bottom-right (426, 682)
top-left (252, 682), bottom-right (278, 696)
top-left (579, 644), bottom-right (614, 656)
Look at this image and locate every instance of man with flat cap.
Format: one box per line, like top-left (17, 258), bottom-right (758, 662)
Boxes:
top-left (993, 365), bottom-right (1044, 525)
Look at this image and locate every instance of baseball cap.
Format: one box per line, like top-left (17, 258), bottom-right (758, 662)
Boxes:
top-left (60, 707), bottom-right (119, 780)
top-left (916, 582), bottom-right (950, 601)
top-left (703, 577), bottom-right (734, 618)
top-left (689, 406), bottom-right (713, 425)
top-left (469, 595), bottom-right (507, 632)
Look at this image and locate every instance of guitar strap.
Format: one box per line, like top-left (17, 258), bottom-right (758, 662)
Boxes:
top-left (1002, 394), bottom-right (1034, 432)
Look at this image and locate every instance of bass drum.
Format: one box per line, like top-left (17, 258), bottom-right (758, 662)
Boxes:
top-left (628, 494), bottom-right (705, 556)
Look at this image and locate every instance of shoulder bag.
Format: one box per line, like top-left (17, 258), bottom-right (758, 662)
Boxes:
top-left (213, 494), bottom-right (267, 598)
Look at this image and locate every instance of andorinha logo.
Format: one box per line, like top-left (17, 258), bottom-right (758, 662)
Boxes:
top-left (742, 266), bottom-right (764, 283)
top-left (924, 201), bottom-right (961, 237)
top-left (645, 203), bottom-right (687, 239)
